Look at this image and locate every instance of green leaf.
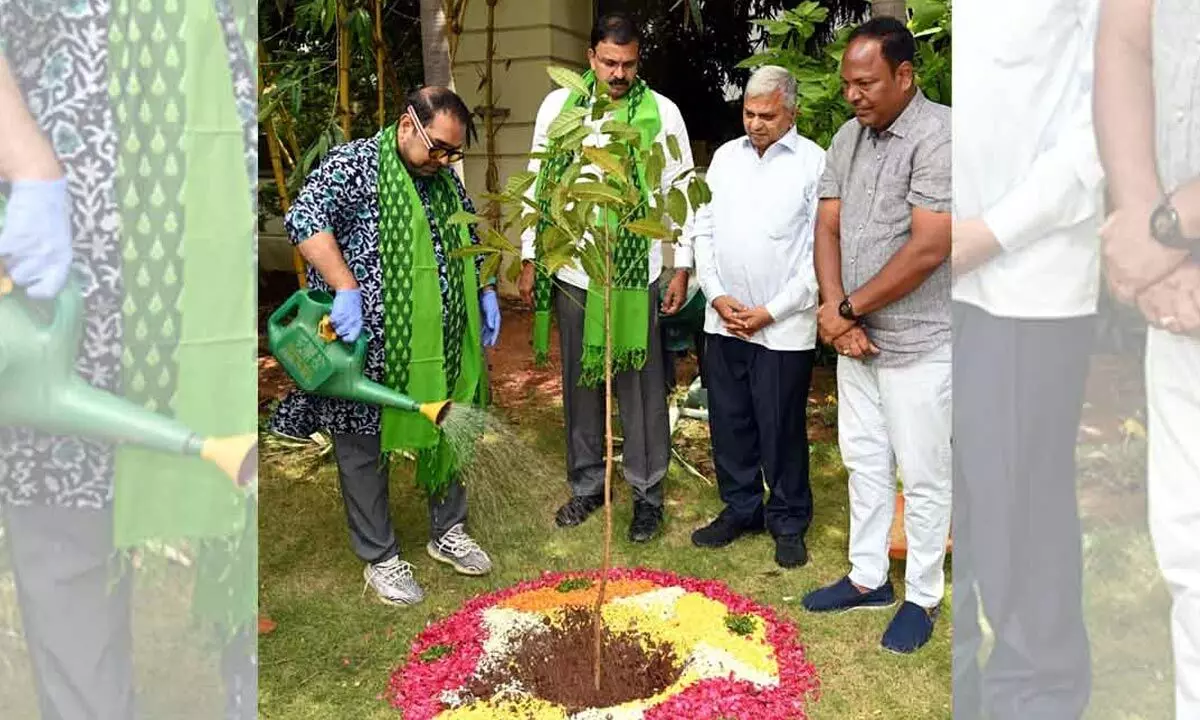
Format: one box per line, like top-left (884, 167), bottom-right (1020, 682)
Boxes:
top-left (666, 187), bottom-right (688, 228)
top-left (625, 218), bottom-right (671, 240)
top-left (666, 134), bottom-right (682, 163)
top-left (548, 106), bottom-right (590, 141)
top-left (599, 120), bottom-right (641, 141)
top-left (582, 146), bottom-right (627, 182)
top-left (560, 124), bottom-right (592, 150)
top-left (504, 170), bottom-right (538, 197)
top-left (546, 66), bottom-right (592, 98)
top-left (579, 243), bottom-right (607, 284)
top-left (687, 176), bottom-right (704, 211)
top-left (450, 245), bottom-right (495, 258)
top-left (481, 254), bottom-right (502, 286)
top-left (736, 51), bottom-right (781, 70)
top-left (484, 228), bottom-right (514, 251)
top-left (646, 143), bottom-right (665, 194)
top-left (572, 182), bottom-right (626, 205)
top-left (505, 255), bottom-right (523, 284)
top-left (446, 209), bottom-right (484, 226)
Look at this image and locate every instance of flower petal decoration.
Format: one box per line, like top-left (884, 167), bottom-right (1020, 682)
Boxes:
top-left (386, 568), bottom-right (820, 719)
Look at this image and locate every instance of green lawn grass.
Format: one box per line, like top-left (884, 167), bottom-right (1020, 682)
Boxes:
top-left (258, 396), bottom-right (953, 719)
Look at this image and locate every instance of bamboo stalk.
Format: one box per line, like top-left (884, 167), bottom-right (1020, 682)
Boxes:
top-left (374, 0), bottom-right (385, 128)
top-left (259, 41), bottom-right (307, 288)
top-left (337, 0), bottom-right (352, 138)
top-left (483, 0), bottom-right (500, 227)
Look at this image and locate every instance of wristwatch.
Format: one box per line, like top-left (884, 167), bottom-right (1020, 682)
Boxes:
top-left (1150, 194), bottom-right (1198, 249)
top-left (838, 296), bottom-right (858, 321)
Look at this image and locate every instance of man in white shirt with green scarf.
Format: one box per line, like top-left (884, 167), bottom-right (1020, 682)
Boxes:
top-left (518, 13), bottom-right (696, 543)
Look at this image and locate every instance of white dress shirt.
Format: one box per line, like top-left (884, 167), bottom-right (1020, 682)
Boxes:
top-left (694, 127), bottom-right (825, 351)
top-left (951, 0), bottom-right (1107, 318)
top-left (520, 86), bottom-right (696, 289)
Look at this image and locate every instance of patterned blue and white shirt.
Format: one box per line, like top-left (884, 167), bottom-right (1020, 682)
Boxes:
top-left (269, 131), bottom-right (486, 439)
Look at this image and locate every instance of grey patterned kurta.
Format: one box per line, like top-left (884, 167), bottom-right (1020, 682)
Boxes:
top-left (819, 90), bottom-right (953, 367)
top-left (268, 132), bottom-right (485, 439)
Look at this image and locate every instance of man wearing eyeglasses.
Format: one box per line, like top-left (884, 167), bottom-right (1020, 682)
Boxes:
top-left (270, 87), bottom-right (501, 607)
top-left (517, 13), bottom-right (697, 543)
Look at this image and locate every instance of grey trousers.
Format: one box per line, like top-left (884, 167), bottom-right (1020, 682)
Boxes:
top-left (3, 503), bottom-right (135, 720)
top-left (331, 433), bottom-right (468, 564)
top-left (555, 281), bottom-right (669, 506)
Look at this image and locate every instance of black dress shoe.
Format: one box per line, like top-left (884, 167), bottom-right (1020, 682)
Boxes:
top-left (555, 494), bottom-right (604, 527)
top-left (774, 534), bottom-right (808, 568)
top-left (691, 511), bottom-right (765, 548)
top-left (628, 501), bottom-right (663, 543)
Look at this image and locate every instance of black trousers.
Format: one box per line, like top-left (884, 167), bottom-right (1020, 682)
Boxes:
top-left (952, 302), bottom-right (1095, 720)
top-left (703, 334), bottom-right (814, 538)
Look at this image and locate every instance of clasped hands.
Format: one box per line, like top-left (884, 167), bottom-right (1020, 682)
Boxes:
top-left (711, 295), bottom-right (774, 340)
top-left (816, 299), bottom-right (879, 358)
top-left (1102, 203), bottom-right (1200, 337)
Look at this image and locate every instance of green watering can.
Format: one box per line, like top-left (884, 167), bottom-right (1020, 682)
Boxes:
top-left (0, 265), bottom-right (256, 487)
top-left (266, 288), bottom-right (452, 427)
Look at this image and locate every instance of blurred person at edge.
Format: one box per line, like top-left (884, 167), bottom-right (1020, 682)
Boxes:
top-left (1096, 0), bottom-right (1200, 717)
top-left (0, 1), bottom-right (258, 716)
top-left (950, 1), bottom-right (1106, 718)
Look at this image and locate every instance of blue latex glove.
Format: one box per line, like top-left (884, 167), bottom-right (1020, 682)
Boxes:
top-left (330, 288), bottom-right (363, 343)
top-left (0, 178), bottom-right (74, 299)
top-left (480, 287), bottom-right (501, 347)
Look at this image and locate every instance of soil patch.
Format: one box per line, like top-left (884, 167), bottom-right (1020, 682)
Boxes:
top-left (467, 607), bottom-right (682, 712)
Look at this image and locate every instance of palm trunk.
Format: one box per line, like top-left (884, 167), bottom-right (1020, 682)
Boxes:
top-left (420, 0), bottom-right (464, 178)
top-left (420, 0), bottom-right (454, 87)
top-left (337, 0), bottom-right (352, 138)
top-left (870, 0), bottom-right (907, 18)
top-left (592, 223), bottom-right (614, 692)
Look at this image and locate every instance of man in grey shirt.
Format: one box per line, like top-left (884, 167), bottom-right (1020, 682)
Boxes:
top-left (801, 17), bottom-right (952, 655)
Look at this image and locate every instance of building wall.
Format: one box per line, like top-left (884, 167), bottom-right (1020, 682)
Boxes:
top-left (452, 0), bottom-right (595, 295)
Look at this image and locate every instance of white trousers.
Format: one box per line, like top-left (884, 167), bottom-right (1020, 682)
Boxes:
top-left (837, 345), bottom-right (952, 608)
top-left (1146, 328), bottom-right (1200, 720)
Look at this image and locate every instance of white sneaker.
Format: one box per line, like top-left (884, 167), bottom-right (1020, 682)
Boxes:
top-left (427, 523), bottom-right (493, 576)
top-left (362, 556), bottom-right (424, 606)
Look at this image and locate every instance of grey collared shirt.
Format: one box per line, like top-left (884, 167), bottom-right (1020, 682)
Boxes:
top-left (819, 90), bottom-right (952, 366)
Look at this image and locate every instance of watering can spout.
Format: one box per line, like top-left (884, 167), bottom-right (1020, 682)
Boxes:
top-left (346, 375), bottom-right (453, 427)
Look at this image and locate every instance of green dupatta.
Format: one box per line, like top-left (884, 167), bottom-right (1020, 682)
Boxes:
top-left (377, 123), bottom-right (485, 496)
top-left (531, 71), bottom-right (662, 386)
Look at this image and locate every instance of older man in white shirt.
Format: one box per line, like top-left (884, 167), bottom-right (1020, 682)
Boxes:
top-left (517, 13), bottom-right (695, 543)
top-left (690, 66), bottom-right (825, 569)
top-left (951, 1), bottom-right (1105, 717)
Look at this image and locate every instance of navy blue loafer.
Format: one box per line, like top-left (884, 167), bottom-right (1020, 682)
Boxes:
top-left (801, 575), bottom-right (896, 613)
top-left (881, 601), bottom-right (940, 654)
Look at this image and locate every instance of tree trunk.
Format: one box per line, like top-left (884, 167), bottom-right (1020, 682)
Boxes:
top-left (592, 222), bottom-right (614, 692)
top-left (337, 0), bottom-right (352, 139)
top-left (419, 0), bottom-right (464, 178)
top-left (870, 0), bottom-right (907, 18)
top-left (420, 0), bottom-right (455, 88)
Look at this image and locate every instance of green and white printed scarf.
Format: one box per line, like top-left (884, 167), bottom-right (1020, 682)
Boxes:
top-left (377, 123), bottom-right (485, 496)
top-left (531, 71), bottom-right (662, 386)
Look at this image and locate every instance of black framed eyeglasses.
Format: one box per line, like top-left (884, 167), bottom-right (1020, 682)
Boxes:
top-left (407, 105), bottom-right (466, 163)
